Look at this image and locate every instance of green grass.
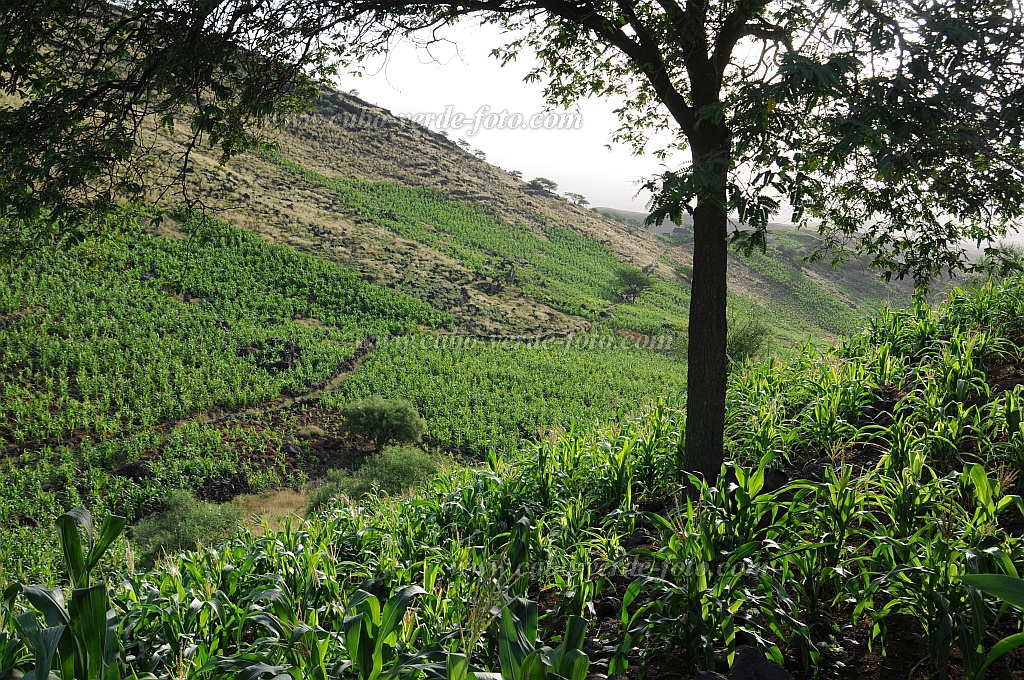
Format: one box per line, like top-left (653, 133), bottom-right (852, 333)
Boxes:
top-left (275, 155), bottom-right (904, 346)
top-left (131, 489), bottom-right (244, 569)
top-left (308, 444), bottom-right (439, 509)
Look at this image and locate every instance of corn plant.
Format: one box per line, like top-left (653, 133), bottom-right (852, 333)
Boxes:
top-left (340, 586), bottom-right (425, 680)
top-left (10, 508), bottom-right (127, 680)
top-left (486, 600), bottom-right (589, 680)
top-left (961, 573), bottom-right (1024, 675)
top-left (999, 386), bottom-right (1024, 490)
top-left (1, 584), bottom-right (27, 676)
top-left (860, 466), bottom-right (1024, 679)
top-left (612, 464), bottom-right (815, 675)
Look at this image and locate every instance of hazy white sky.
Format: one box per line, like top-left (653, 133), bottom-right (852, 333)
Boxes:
top-left (332, 21), bottom-right (683, 211)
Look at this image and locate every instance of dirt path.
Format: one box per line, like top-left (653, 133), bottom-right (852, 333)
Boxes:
top-left (175, 340), bottom-right (378, 429)
top-left (0, 306), bottom-right (43, 331)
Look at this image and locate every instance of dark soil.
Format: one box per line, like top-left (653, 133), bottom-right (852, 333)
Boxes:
top-left (0, 306), bottom-right (42, 331)
top-left (197, 470), bottom-right (253, 502)
top-left (236, 338), bottom-right (303, 373)
top-left (111, 459), bottom-right (155, 481)
top-left (985, 357), bottom-right (1024, 397)
top-left (223, 401), bottom-right (378, 480)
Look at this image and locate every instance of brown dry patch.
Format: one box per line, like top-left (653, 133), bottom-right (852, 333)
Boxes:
top-left (146, 214), bottom-right (186, 240)
top-left (295, 317), bottom-right (330, 330)
top-left (616, 329), bottom-right (652, 345)
top-left (235, 489), bottom-right (310, 534)
top-left (259, 92), bottom-right (666, 271)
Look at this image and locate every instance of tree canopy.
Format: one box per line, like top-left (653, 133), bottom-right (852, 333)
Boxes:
top-left (2, 0), bottom-right (1023, 480)
top-left (528, 177), bottom-right (559, 192)
top-left (0, 0), bottom-right (341, 253)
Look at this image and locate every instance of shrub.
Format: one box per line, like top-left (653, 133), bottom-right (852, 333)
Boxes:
top-left (340, 395), bottom-right (426, 449)
top-left (726, 311), bottom-right (773, 366)
top-left (308, 445), bottom-right (438, 512)
top-left (132, 490), bottom-right (243, 568)
top-left (616, 268), bottom-right (653, 300)
top-left (359, 445), bottom-right (437, 494)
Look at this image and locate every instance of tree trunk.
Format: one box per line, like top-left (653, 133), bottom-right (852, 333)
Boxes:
top-left (683, 131), bottom-right (731, 483)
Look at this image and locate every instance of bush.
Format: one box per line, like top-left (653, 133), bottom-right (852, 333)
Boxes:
top-left (132, 490), bottom-right (243, 568)
top-left (308, 445), bottom-right (438, 512)
top-left (726, 311), bottom-right (773, 366)
top-left (340, 395), bottom-right (426, 449)
top-left (616, 268), bottom-right (653, 300)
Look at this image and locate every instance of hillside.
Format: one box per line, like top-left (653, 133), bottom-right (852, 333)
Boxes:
top-left (0, 214), bottom-right (692, 580)
top-left (0, 85), bottom-right (921, 584)
top-left (2, 11), bottom-right (1023, 680)
top-left (157, 89), bottom-right (915, 340)
top-left (594, 205), bottom-right (693, 233)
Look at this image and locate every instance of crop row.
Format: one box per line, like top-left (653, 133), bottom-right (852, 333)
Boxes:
top-left (0, 216), bottom-right (443, 444)
top-left (275, 156), bottom-right (641, 319)
top-left (0, 419), bottom-right (296, 585)
top-left (7, 272), bottom-right (1024, 678)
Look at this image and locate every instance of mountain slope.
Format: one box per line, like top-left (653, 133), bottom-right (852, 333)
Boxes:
top-left (157, 88), bottom-right (914, 340)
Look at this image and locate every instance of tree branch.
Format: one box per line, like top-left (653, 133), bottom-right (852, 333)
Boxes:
top-left (710, 0), bottom-right (797, 88)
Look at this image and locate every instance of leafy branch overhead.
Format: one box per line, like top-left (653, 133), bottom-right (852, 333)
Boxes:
top-left (0, 0), bottom-right (342, 253)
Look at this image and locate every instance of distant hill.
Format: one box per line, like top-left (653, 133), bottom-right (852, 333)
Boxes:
top-left (592, 206), bottom-right (692, 234)
top-left (594, 206), bottom-right (805, 239)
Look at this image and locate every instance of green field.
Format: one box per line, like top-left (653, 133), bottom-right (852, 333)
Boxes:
top-left (740, 230), bottom-right (906, 335)
top-left (0, 211), bottom-right (695, 583)
top-left (0, 216), bottom-right (444, 444)
top-left (5, 276), bottom-right (1024, 680)
top-left (276, 156), bottom-right (640, 319)
top-left (0, 214), bottom-right (451, 581)
top-left (1, 59), bottom-right (1018, 680)
top-left (322, 331), bottom-right (688, 454)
